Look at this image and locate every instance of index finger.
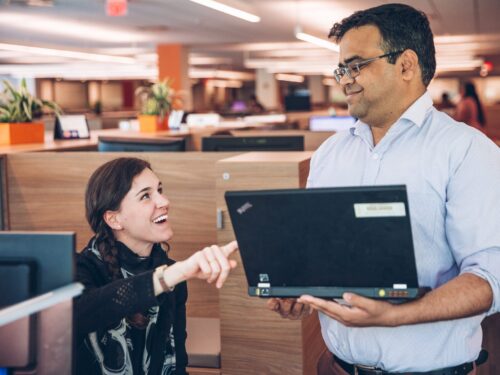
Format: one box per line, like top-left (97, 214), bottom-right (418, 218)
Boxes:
top-left (221, 240), bottom-right (238, 256)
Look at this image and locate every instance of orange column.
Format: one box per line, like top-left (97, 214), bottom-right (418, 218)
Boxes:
top-left (157, 44), bottom-right (192, 110)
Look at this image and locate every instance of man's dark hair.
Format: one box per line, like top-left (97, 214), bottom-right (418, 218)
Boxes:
top-left (329, 3), bottom-right (436, 86)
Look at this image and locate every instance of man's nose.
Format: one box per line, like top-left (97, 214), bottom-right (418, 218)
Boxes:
top-left (338, 72), bottom-right (355, 86)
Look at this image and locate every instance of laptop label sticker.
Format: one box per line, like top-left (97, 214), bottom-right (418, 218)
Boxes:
top-left (354, 202), bottom-right (406, 218)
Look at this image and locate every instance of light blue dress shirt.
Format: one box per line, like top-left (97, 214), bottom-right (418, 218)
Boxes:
top-left (307, 92), bottom-right (500, 372)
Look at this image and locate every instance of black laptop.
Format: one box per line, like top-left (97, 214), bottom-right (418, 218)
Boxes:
top-left (225, 185), bottom-right (429, 300)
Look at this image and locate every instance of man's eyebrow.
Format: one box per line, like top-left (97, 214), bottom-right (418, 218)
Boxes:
top-left (339, 55), bottom-right (364, 67)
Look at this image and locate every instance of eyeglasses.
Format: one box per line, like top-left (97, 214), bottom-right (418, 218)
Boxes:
top-left (333, 51), bottom-right (404, 83)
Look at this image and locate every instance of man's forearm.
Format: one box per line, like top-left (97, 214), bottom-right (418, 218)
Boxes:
top-left (391, 273), bottom-right (493, 326)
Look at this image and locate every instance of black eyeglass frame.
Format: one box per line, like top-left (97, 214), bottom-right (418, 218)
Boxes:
top-left (333, 50), bottom-right (405, 83)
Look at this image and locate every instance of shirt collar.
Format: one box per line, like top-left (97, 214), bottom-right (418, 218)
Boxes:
top-left (399, 91), bottom-right (433, 128)
top-left (349, 91), bottom-right (433, 137)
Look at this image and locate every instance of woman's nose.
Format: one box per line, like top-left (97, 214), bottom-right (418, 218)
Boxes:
top-left (156, 194), bottom-right (169, 208)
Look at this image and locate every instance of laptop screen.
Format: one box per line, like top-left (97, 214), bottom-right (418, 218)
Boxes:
top-left (225, 186), bottom-right (426, 299)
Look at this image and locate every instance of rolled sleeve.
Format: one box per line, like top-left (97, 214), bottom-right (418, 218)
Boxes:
top-left (460, 248), bottom-right (500, 315)
top-left (445, 133), bottom-right (500, 315)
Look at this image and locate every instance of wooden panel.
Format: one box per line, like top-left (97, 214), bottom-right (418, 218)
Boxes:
top-left (0, 155), bottom-right (7, 229)
top-left (215, 152), bottom-right (324, 375)
top-left (5, 151), bottom-right (236, 318)
top-left (187, 368), bottom-right (221, 375)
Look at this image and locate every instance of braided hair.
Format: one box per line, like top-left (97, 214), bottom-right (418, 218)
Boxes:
top-left (85, 157), bottom-right (154, 329)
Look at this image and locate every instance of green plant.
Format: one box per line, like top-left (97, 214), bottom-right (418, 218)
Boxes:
top-left (135, 79), bottom-right (178, 120)
top-left (0, 78), bottom-right (62, 123)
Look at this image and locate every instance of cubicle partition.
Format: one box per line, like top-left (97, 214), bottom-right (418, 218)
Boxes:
top-left (215, 152), bottom-right (327, 375)
top-left (4, 152), bottom-right (237, 319)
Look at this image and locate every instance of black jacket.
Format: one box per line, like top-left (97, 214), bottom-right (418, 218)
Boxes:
top-left (74, 239), bottom-right (188, 375)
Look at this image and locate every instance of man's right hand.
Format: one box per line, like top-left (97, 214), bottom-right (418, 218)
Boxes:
top-left (267, 298), bottom-right (311, 320)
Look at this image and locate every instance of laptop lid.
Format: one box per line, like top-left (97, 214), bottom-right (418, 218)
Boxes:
top-left (225, 185), bottom-right (427, 300)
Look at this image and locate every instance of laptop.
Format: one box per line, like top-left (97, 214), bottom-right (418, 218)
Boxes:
top-left (225, 185), bottom-right (430, 300)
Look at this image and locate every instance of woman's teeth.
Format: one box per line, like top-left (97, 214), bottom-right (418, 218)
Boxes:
top-left (153, 214), bottom-right (168, 223)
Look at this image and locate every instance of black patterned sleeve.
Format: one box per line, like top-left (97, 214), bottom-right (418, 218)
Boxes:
top-left (173, 281), bottom-right (188, 375)
top-left (74, 254), bottom-right (159, 343)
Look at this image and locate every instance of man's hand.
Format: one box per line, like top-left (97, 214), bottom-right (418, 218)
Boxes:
top-left (297, 293), bottom-right (398, 327)
top-left (267, 298), bottom-right (312, 320)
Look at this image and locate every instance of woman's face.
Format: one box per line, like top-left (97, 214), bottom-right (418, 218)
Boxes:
top-left (109, 168), bottom-right (173, 254)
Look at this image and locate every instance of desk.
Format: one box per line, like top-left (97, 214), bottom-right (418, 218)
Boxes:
top-left (0, 122), bottom-right (284, 154)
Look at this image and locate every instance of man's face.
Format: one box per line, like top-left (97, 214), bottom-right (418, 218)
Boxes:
top-left (337, 25), bottom-right (400, 125)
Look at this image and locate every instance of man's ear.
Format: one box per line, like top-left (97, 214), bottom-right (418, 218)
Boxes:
top-left (400, 49), bottom-right (419, 81)
top-left (103, 210), bottom-right (123, 230)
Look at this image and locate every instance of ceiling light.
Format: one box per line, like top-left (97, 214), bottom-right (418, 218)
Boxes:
top-left (189, 56), bottom-right (233, 65)
top-left (189, 69), bottom-right (255, 80)
top-left (189, 0), bottom-right (260, 23)
top-left (0, 13), bottom-right (147, 42)
top-left (0, 43), bottom-right (136, 64)
top-left (209, 79), bottom-right (243, 88)
top-left (295, 27), bottom-right (339, 52)
top-left (0, 63), bottom-right (157, 80)
top-left (275, 73), bottom-right (304, 83)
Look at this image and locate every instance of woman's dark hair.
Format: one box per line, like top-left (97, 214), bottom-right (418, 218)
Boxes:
top-left (329, 3), bottom-right (436, 87)
top-left (463, 81), bottom-right (486, 127)
top-left (85, 157), bottom-right (152, 328)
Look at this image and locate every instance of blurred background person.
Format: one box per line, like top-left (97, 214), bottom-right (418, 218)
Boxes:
top-left (436, 91), bottom-right (456, 116)
top-left (455, 81), bottom-right (486, 130)
top-left (248, 94), bottom-right (265, 113)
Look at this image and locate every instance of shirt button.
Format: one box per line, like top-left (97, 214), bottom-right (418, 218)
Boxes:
top-left (372, 153), bottom-right (379, 160)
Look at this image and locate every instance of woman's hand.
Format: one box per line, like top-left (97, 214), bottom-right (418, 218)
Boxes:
top-left (155, 241), bottom-right (238, 294)
top-left (179, 241), bottom-right (238, 288)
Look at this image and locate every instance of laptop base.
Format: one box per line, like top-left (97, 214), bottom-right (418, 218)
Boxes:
top-left (250, 286), bottom-right (430, 300)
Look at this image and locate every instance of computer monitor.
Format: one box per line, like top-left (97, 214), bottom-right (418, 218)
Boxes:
top-left (308, 115), bottom-right (357, 132)
top-left (0, 231), bottom-right (75, 373)
top-left (201, 135), bottom-right (304, 152)
top-left (284, 94), bottom-right (311, 112)
top-left (54, 115), bottom-right (90, 139)
top-left (98, 136), bottom-right (186, 152)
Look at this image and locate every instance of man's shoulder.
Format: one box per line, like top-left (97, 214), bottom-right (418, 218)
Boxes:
top-left (427, 108), bottom-right (485, 142)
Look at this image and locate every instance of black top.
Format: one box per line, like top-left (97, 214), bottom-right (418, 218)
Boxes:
top-left (74, 239), bottom-right (188, 375)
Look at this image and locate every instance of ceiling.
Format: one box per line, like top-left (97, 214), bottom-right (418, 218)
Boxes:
top-left (0, 0), bottom-right (499, 80)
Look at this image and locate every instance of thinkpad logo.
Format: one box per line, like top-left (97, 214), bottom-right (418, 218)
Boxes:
top-left (237, 202), bottom-right (253, 214)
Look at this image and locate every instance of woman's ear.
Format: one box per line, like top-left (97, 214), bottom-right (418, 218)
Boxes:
top-left (103, 210), bottom-right (123, 230)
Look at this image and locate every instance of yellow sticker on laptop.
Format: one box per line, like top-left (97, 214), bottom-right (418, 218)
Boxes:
top-left (354, 202), bottom-right (406, 218)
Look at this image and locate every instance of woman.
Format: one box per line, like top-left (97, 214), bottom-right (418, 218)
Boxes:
top-left (75, 157), bottom-right (237, 375)
top-left (455, 81), bottom-right (486, 130)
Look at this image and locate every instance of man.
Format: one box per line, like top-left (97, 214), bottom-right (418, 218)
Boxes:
top-left (269, 4), bottom-right (500, 375)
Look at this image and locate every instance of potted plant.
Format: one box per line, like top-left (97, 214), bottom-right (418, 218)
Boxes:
top-left (135, 79), bottom-right (180, 132)
top-left (0, 78), bottom-right (61, 145)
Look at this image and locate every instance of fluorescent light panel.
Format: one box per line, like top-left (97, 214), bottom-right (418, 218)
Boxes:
top-left (275, 73), bottom-right (304, 83)
top-left (0, 43), bottom-right (136, 64)
top-left (189, 0), bottom-right (260, 23)
top-left (190, 69), bottom-right (255, 80)
top-left (209, 79), bottom-right (243, 88)
top-left (0, 13), bottom-right (147, 42)
top-left (295, 28), bottom-right (339, 52)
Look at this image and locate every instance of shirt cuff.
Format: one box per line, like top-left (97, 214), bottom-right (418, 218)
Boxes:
top-left (460, 247), bottom-right (500, 315)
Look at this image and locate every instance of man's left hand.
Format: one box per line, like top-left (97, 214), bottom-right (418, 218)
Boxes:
top-left (297, 293), bottom-right (400, 327)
